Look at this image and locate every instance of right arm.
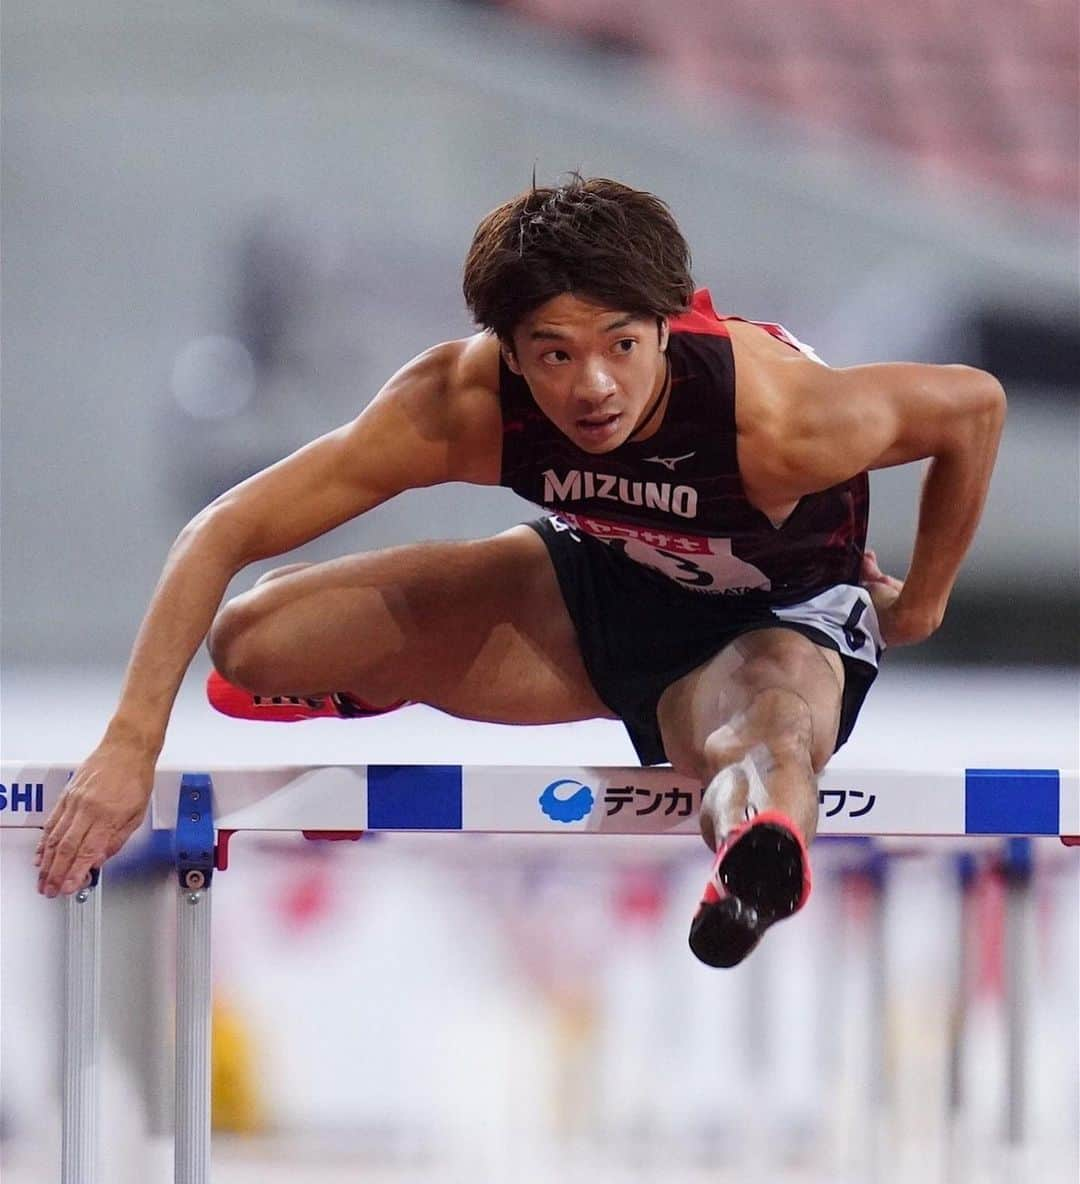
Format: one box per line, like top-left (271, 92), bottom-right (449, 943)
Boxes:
top-left (36, 335), bottom-right (502, 896)
top-left (109, 336), bottom-right (501, 757)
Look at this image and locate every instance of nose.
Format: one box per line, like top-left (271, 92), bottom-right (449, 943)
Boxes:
top-left (574, 358), bottom-right (616, 403)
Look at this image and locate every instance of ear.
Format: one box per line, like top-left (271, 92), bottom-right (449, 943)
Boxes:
top-left (501, 341), bottom-right (524, 376)
top-left (658, 318), bottom-right (670, 352)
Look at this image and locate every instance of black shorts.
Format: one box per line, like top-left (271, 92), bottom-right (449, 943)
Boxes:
top-left (530, 516), bottom-right (880, 766)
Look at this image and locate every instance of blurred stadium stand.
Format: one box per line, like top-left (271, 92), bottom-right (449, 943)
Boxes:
top-left (2, 0), bottom-right (1076, 670)
top-left (490, 0), bottom-right (1079, 210)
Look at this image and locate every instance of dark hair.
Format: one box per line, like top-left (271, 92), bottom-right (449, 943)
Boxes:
top-left (462, 175), bottom-right (694, 342)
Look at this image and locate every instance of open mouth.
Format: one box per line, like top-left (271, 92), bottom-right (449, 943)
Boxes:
top-left (576, 412), bottom-right (621, 441)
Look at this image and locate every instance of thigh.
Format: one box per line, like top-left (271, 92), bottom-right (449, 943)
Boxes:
top-left (656, 628), bottom-right (845, 779)
top-left (223, 525), bottom-right (615, 725)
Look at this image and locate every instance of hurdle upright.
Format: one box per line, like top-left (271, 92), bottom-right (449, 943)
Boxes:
top-left (2, 760), bottom-right (1077, 1184)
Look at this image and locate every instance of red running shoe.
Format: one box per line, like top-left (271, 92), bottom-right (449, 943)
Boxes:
top-left (689, 809), bottom-right (811, 968)
top-left (206, 670), bottom-right (408, 723)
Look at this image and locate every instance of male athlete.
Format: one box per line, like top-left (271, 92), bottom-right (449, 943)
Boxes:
top-left (36, 177), bottom-right (1005, 967)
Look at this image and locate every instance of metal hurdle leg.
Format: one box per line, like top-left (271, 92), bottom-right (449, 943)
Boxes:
top-left (174, 774), bottom-right (216, 1184)
top-left (62, 869), bottom-right (101, 1184)
top-left (865, 848), bottom-right (888, 1184)
top-left (176, 877), bottom-right (212, 1183)
top-left (1001, 839), bottom-right (1033, 1158)
top-left (945, 853), bottom-right (976, 1184)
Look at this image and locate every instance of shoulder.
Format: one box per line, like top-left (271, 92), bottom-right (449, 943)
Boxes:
top-left (446, 331), bottom-right (502, 402)
top-left (383, 333), bottom-right (499, 401)
top-left (726, 318), bottom-right (829, 429)
top-left (354, 333), bottom-right (503, 486)
top-left (435, 333), bottom-right (505, 483)
top-left (736, 326), bottom-right (1004, 493)
top-left (378, 333), bottom-right (502, 422)
top-left (441, 332), bottom-right (503, 441)
top-left (725, 319), bottom-right (845, 497)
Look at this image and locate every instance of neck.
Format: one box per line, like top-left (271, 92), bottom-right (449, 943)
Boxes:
top-left (626, 355), bottom-right (671, 443)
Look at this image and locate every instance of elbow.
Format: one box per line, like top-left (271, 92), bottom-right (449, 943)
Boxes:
top-left (976, 369), bottom-right (1006, 420)
top-left (974, 372), bottom-right (1007, 449)
top-left (947, 366), bottom-right (1006, 448)
top-left (959, 366), bottom-right (1006, 421)
top-left (174, 502), bottom-right (253, 568)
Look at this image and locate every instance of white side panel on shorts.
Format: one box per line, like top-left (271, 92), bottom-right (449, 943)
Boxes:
top-left (773, 583), bottom-right (884, 668)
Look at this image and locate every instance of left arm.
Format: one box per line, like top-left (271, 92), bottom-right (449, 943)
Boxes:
top-left (775, 361), bottom-right (1007, 644)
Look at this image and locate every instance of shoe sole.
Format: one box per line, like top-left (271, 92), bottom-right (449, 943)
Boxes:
top-left (689, 821), bottom-right (805, 968)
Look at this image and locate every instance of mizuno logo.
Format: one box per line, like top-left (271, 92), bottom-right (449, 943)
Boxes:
top-left (644, 452), bottom-right (696, 471)
top-left (542, 468), bottom-right (698, 519)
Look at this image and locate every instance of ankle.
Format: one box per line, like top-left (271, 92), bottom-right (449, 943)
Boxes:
top-left (699, 763), bottom-right (751, 851)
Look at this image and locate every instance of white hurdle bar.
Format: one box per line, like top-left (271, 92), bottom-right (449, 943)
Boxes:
top-left (1, 761), bottom-right (1077, 1183)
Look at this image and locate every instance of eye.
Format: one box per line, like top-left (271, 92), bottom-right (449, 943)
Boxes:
top-left (613, 338), bottom-right (636, 354)
top-left (541, 349), bottom-right (571, 365)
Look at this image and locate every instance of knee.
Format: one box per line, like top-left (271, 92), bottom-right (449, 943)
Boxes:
top-left (253, 562), bottom-right (310, 587)
top-left (701, 687), bottom-right (815, 781)
top-left (208, 565), bottom-right (314, 688)
top-left (207, 593), bottom-right (272, 691)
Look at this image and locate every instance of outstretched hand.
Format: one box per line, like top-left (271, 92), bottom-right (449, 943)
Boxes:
top-left (860, 549), bottom-right (941, 647)
top-left (35, 740), bottom-right (155, 897)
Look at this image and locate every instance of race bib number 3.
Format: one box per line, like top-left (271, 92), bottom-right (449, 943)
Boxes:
top-left (560, 513), bottom-right (770, 594)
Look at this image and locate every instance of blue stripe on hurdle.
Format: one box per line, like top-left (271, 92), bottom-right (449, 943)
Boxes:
top-left (366, 765), bottom-right (463, 830)
top-left (964, 768), bottom-right (1060, 835)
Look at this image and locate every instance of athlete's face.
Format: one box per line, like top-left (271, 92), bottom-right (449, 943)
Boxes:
top-left (504, 294), bottom-right (670, 453)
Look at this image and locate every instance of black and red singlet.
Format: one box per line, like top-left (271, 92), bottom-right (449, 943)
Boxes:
top-left (498, 288), bottom-right (868, 608)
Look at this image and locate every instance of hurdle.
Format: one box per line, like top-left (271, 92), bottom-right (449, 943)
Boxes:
top-left (2, 760), bottom-right (1077, 1183)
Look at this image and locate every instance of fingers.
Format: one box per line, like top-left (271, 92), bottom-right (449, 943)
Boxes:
top-left (37, 807), bottom-right (99, 897)
top-left (860, 550), bottom-right (884, 582)
top-left (36, 788), bottom-right (125, 897)
top-left (35, 746), bottom-right (154, 896)
top-left (861, 548), bottom-right (903, 590)
top-left (53, 827), bottom-right (109, 897)
top-left (34, 795), bottom-right (72, 869)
